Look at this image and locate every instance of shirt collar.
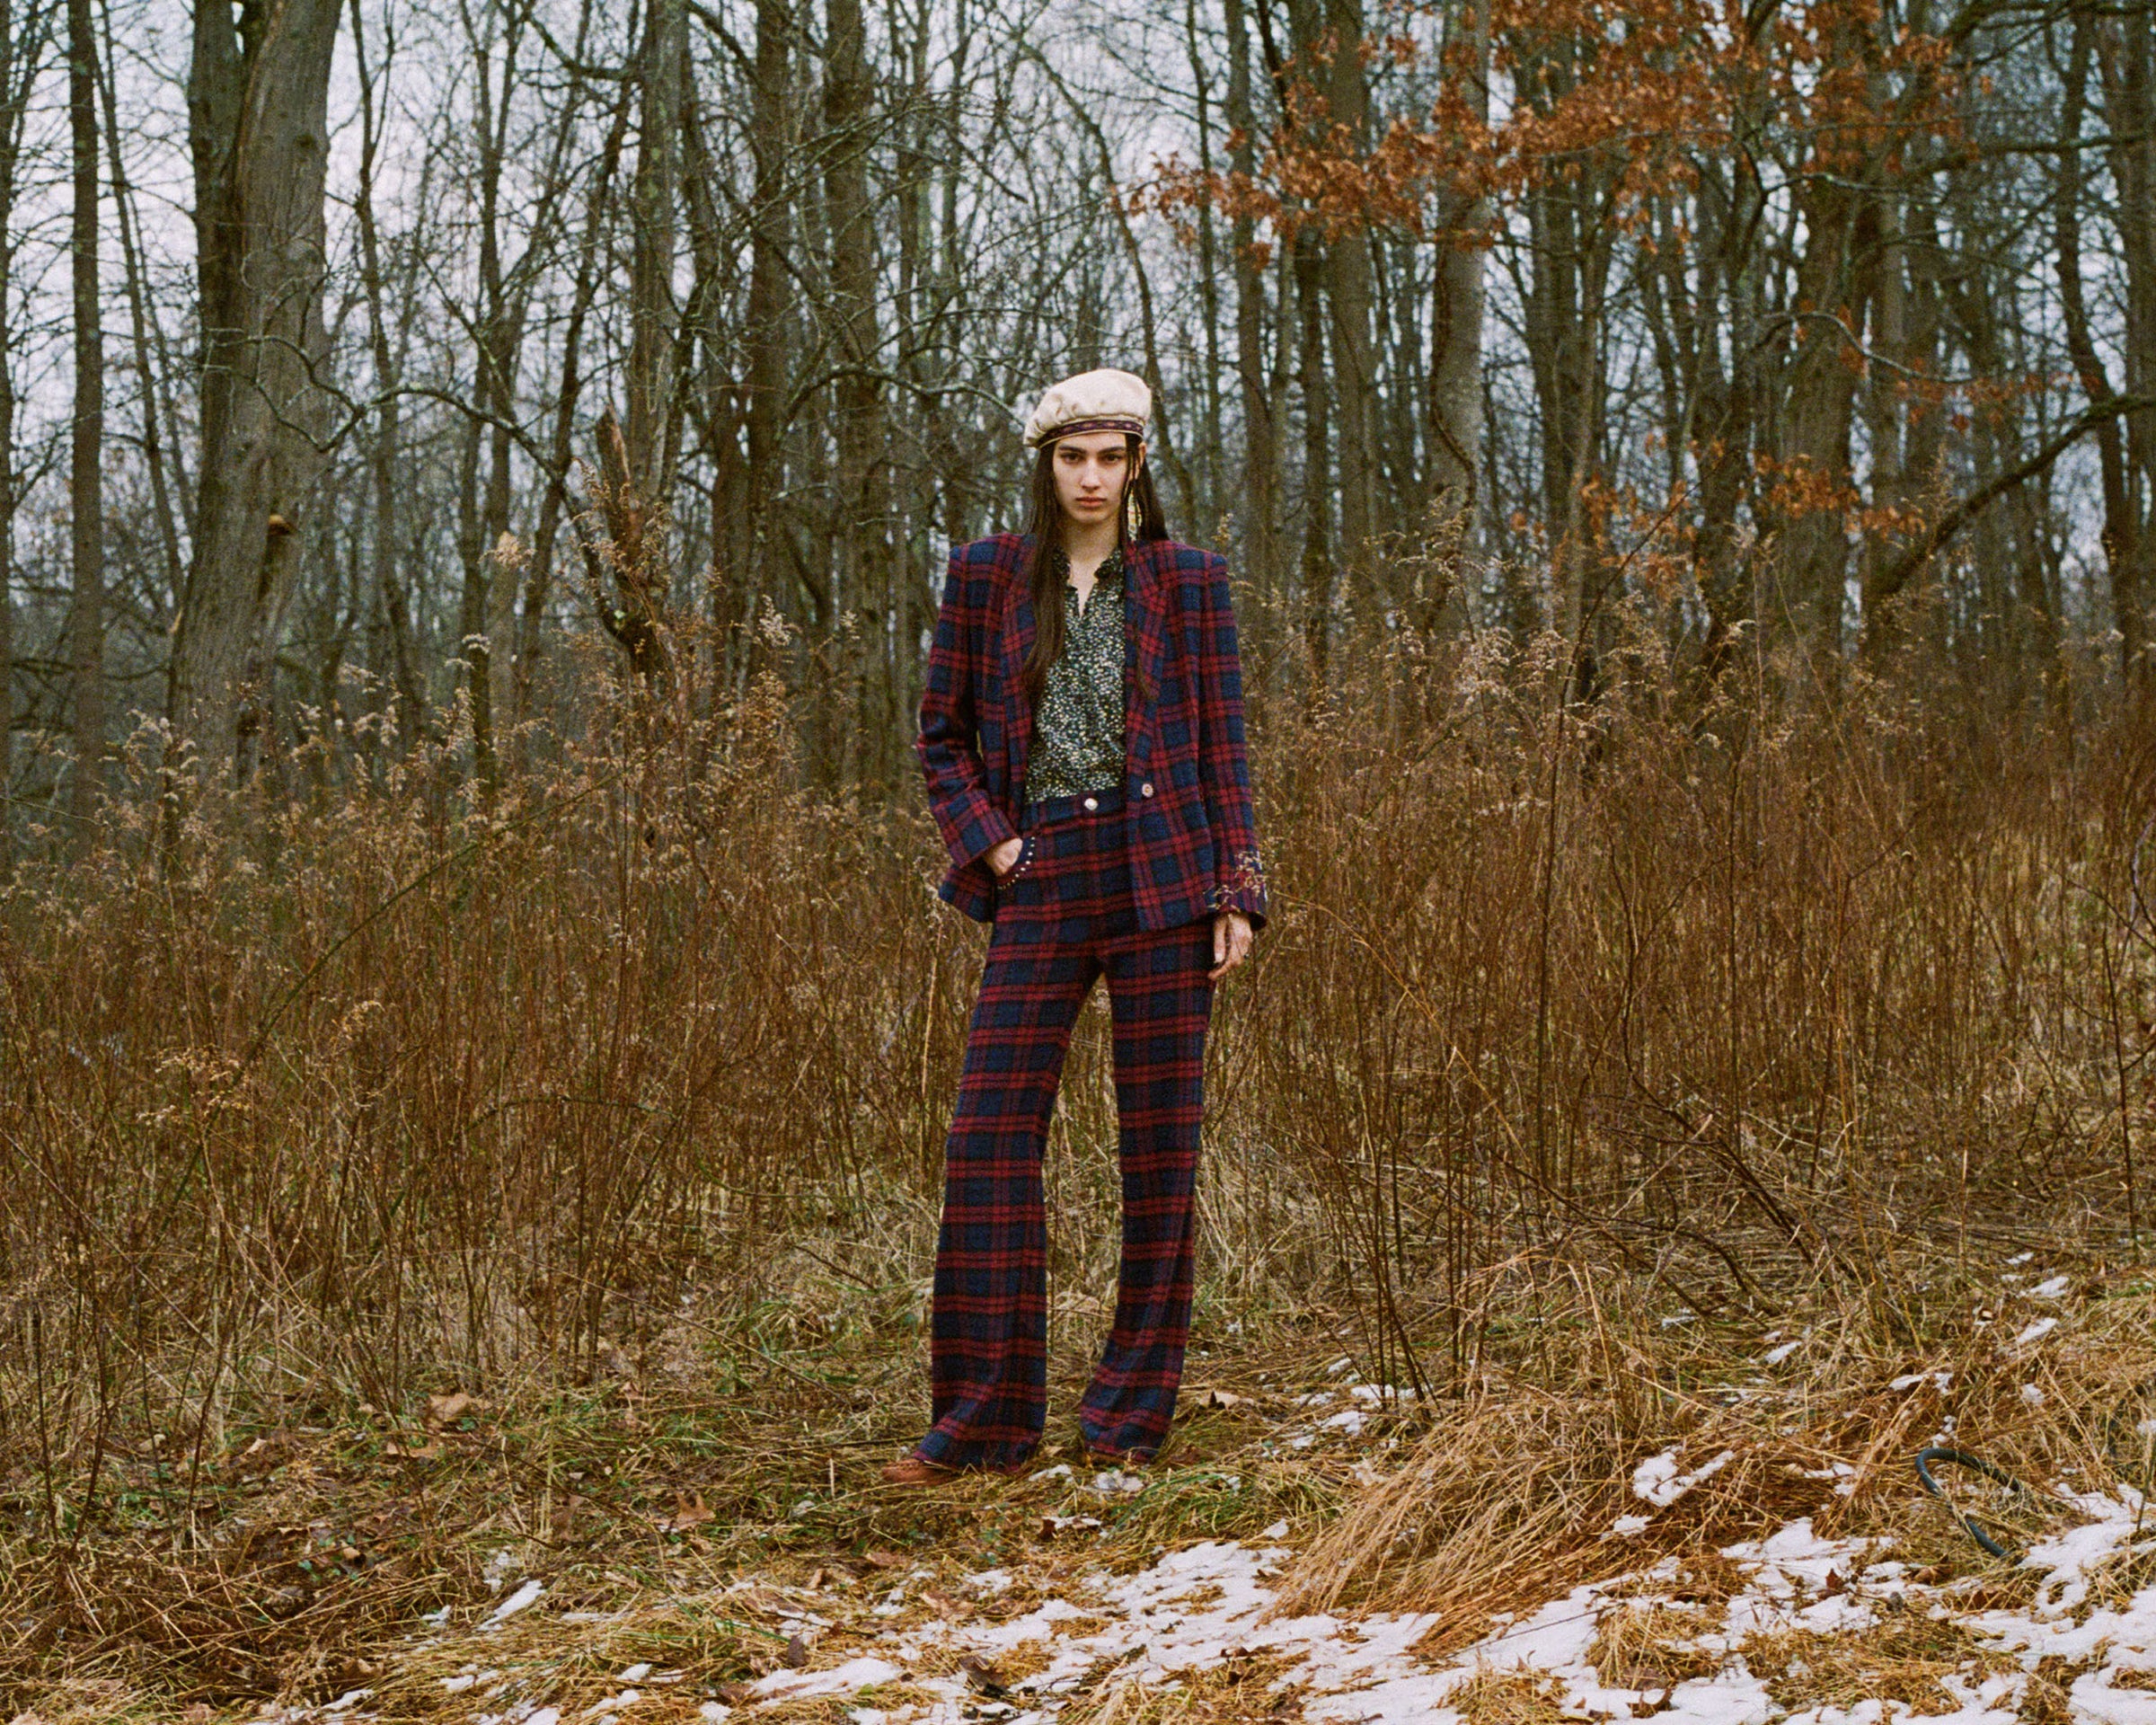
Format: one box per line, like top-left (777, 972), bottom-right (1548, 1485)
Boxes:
top-left (1050, 542), bottom-right (1125, 588)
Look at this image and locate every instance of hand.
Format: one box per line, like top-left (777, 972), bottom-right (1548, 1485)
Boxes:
top-left (1209, 910), bottom-right (1252, 980)
top-left (986, 836), bottom-right (1024, 879)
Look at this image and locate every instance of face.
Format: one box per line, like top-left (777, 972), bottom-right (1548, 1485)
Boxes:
top-left (1049, 430), bottom-right (1141, 529)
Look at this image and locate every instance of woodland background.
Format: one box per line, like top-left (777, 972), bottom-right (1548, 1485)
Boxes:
top-left (0, 0), bottom-right (2150, 810)
top-left (0, 0), bottom-right (2154, 1712)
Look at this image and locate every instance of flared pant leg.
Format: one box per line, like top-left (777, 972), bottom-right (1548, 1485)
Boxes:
top-left (914, 912), bottom-right (1214, 1473)
top-left (915, 938), bottom-right (1100, 1472)
top-left (1077, 916), bottom-right (1215, 1460)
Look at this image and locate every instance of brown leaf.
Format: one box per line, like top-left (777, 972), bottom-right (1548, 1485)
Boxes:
top-left (714, 1680), bottom-right (758, 1704)
top-left (921, 1588), bottom-right (968, 1619)
top-left (1194, 1387), bottom-right (1248, 1409)
top-left (425, 1392), bottom-right (478, 1429)
top-left (381, 1439), bottom-right (442, 1461)
top-left (658, 1490), bottom-right (715, 1534)
top-left (784, 1632), bottom-right (810, 1668)
top-left (862, 1548), bottom-right (905, 1570)
top-left (959, 1653), bottom-right (1008, 1696)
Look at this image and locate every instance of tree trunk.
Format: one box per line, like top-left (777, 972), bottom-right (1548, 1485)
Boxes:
top-left (67, 0), bottom-right (102, 831)
top-left (1426, 0), bottom-right (1488, 610)
top-left (742, 0), bottom-right (791, 662)
top-left (0, 0), bottom-right (30, 871)
top-left (520, 79), bottom-right (632, 760)
top-left (96, 0), bottom-right (182, 622)
top-left (1295, 224), bottom-right (1334, 692)
top-left (824, 0), bottom-right (893, 787)
top-left (172, 0), bottom-right (340, 786)
top-left (627, 0), bottom-right (684, 493)
top-left (1225, 0), bottom-right (1281, 614)
top-left (2095, 0), bottom-right (2156, 696)
top-left (1318, 0), bottom-right (1379, 614)
top-left (1185, 0), bottom-right (1225, 527)
top-left (349, 0), bottom-right (422, 756)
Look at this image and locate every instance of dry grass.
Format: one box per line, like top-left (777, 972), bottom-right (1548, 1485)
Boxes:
top-left (1737, 1613), bottom-right (2015, 1715)
top-left (1059, 1650), bottom-right (1303, 1723)
top-left (0, 628), bottom-right (2151, 1714)
top-left (1586, 1603), bottom-right (1725, 1689)
top-left (1448, 1665), bottom-right (1574, 1725)
top-left (1284, 1257), bottom-right (2156, 1629)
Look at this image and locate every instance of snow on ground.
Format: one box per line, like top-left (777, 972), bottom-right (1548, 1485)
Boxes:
top-left (257, 1475), bottom-right (2156, 1725)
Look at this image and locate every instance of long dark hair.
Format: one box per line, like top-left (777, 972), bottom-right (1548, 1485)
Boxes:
top-left (1018, 433), bottom-right (1167, 706)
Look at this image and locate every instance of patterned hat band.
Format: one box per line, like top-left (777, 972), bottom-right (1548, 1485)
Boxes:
top-left (1033, 415), bottom-right (1145, 447)
top-left (1021, 367), bottom-right (1153, 447)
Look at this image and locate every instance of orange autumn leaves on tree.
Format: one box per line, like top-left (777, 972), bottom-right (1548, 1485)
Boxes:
top-left (1140, 0), bottom-right (1963, 257)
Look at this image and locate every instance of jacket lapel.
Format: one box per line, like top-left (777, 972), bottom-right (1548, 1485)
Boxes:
top-left (998, 537), bottom-right (1038, 775)
top-left (1126, 539), bottom-right (1171, 774)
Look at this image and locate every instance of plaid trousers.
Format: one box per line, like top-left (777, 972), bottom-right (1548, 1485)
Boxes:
top-left (913, 787), bottom-right (1215, 1473)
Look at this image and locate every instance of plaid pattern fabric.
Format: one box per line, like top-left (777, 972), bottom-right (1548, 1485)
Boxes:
top-left (913, 798), bottom-right (1214, 1472)
top-left (917, 534), bottom-right (1268, 932)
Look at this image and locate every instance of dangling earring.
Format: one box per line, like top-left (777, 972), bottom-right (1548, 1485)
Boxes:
top-left (1125, 483), bottom-right (1141, 539)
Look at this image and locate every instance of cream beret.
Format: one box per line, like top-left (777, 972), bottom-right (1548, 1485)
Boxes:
top-left (1022, 367), bottom-right (1151, 447)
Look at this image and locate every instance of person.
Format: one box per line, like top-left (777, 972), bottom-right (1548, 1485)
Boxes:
top-left (885, 367), bottom-right (1268, 1486)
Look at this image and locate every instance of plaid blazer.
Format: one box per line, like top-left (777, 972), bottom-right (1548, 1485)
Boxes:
top-left (918, 532), bottom-right (1268, 933)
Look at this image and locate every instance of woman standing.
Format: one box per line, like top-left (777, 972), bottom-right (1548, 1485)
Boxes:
top-left (887, 368), bottom-right (1268, 1485)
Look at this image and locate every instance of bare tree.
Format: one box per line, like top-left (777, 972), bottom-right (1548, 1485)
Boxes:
top-left (66, 0), bottom-right (102, 830)
top-left (171, 0), bottom-right (341, 784)
top-left (0, 0), bottom-right (43, 865)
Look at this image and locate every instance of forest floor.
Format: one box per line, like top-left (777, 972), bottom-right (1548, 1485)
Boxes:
top-left (13, 1245), bottom-right (2156, 1725)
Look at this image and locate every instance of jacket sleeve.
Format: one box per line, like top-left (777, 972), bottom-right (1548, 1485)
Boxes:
top-left (1193, 551), bottom-right (1268, 929)
top-left (916, 544), bottom-right (1019, 870)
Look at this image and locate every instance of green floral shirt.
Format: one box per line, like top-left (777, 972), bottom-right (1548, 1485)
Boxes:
top-left (1025, 544), bottom-right (1127, 803)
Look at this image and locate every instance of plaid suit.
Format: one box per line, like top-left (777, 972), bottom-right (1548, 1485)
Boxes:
top-left (917, 534), bottom-right (1268, 932)
top-left (908, 535), bottom-right (1264, 1472)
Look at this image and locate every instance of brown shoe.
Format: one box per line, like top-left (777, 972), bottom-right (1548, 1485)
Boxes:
top-left (879, 1454), bottom-right (962, 1487)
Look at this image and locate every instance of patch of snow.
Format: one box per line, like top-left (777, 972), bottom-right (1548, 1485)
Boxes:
top-left (1633, 1447), bottom-right (1734, 1508)
top-left (752, 1655), bottom-right (905, 1702)
top-left (1632, 1449), bottom-right (1683, 1501)
top-left (481, 1579), bottom-right (543, 1627)
top-left (2032, 1274), bottom-right (2072, 1299)
top-left (2016, 1316), bottom-right (2059, 1346)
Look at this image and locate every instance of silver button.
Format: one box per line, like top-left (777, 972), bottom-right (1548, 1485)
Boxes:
top-left (1082, 795), bottom-right (1098, 810)
top-left (1141, 782), bottom-right (1154, 797)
